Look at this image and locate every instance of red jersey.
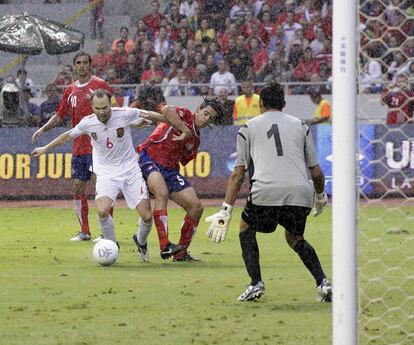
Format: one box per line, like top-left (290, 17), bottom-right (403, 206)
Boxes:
top-left (56, 76), bottom-right (113, 155)
top-left (382, 88), bottom-right (414, 124)
top-left (138, 107), bottom-right (200, 170)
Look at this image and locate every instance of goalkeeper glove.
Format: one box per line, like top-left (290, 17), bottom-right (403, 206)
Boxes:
top-left (205, 202), bottom-right (233, 243)
top-left (313, 192), bottom-right (328, 217)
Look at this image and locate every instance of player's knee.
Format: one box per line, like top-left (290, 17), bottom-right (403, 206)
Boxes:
top-left (97, 209), bottom-right (110, 219)
top-left (187, 200), bottom-right (203, 218)
top-left (285, 232), bottom-right (303, 249)
top-left (154, 187), bottom-right (169, 202)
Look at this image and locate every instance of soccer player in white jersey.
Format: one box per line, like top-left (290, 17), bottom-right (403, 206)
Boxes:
top-left (206, 82), bottom-right (332, 302)
top-left (32, 89), bottom-right (190, 262)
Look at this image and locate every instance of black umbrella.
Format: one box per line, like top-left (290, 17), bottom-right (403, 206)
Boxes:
top-left (0, 13), bottom-right (84, 55)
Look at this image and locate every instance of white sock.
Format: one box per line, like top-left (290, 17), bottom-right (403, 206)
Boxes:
top-left (136, 218), bottom-right (152, 245)
top-left (97, 215), bottom-right (116, 242)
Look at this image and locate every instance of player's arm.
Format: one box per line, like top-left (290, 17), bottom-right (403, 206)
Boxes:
top-left (160, 105), bottom-right (192, 141)
top-left (32, 114), bottom-right (64, 143)
top-left (31, 130), bottom-right (72, 157)
top-left (305, 124), bottom-right (328, 216)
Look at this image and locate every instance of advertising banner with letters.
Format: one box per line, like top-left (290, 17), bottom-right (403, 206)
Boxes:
top-left (0, 125), bottom-right (411, 199)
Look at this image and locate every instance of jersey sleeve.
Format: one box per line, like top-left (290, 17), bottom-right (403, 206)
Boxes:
top-left (303, 124), bottom-right (319, 167)
top-left (235, 125), bottom-right (250, 169)
top-left (125, 107), bottom-right (151, 126)
top-left (68, 118), bottom-right (87, 138)
top-left (55, 88), bottom-right (71, 120)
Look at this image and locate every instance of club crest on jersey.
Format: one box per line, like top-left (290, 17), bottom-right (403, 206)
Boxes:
top-left (116, 128), bottom-right (124, 138)
top-left (91, 132), bottom-right (97, 140)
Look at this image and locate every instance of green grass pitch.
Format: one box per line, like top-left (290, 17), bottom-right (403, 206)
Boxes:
top-left (0, 205), bottom-right (412, 345)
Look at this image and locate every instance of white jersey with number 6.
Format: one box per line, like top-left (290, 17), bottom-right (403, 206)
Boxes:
top-left (69, 107), bottom-right (147, 179)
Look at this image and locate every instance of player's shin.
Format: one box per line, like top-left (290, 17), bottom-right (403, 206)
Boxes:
top-left (97, 215), bottom-right (116, 242)
top-left (136, 217), bottom-right (152, 245)
top-left (293, 240), bottom-right (326, 286)
top-left (239, 228), bottom-right (262, 286)
top-left (74, 193), bottom-right (90, 234)
top-left (176, 215), bottom-right (198, 255)
top-left (152, 209), bottom-right (170, 249)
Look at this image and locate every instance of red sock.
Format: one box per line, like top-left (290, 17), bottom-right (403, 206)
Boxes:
top-left (177, 214), bottom-right (199, 256)
top-left (153, 209), bottom-right (169, 250)
top-left (74, 194), bottom-right (90, 234)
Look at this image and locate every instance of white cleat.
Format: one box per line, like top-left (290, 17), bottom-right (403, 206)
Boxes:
top-left (237, 281), bottom-right (265, 302)
top-left (70, 232), bottom-right (91, 241)
top-left (132, 234), bottom-right (149, 262)
top-left (316, 278), bottom-right (332, 302)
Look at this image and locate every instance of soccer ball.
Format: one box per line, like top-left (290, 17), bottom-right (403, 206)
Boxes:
top-left (92, 239), bottom-right (119, 266)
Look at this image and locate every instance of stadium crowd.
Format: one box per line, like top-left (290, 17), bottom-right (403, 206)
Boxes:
top-left (1, 0), bottom-right (414, 126)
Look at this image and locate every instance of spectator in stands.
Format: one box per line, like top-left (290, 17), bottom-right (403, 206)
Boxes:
top-left (293, 46), bottom-right (321, 94)
top-left (359, 55), bottom-right (383, 94)
top-left (384, 0), bottom-right (404, 27)
top-left (91, 40), bottom-right (111, 79)
top-left (166, 41), bottom-right (186, 69)
top-left (216, 87), bottom-right (234, 125)
top-left (233, 80), bottom-right (261, 125)
top-left (283, 11), bottom-right (303, 44)
top-left (210, 60), bottom-right (236, 96)
top-left (154, 25), bottom-right (173, 60)
top-left (309, 28), bottom-right (326, 56)
top-left (89, 0), bottom-right (104, 39)
top-left (166, 2), bottom-right (185, 29)
top-left (40, 84), bottom-right (61, 126)
top-left (121, 54), bottom-right (141, 84)
top-left (112, 27), bottom-right (134, 54)
top-left (204, 53), bottom-right (218, 81)
top-left (261, 11), bottom-right (277, 38)
top-left (106, 67), bottom-right (122, 84)
top-left (180, 0), bottom-right (199, 18)
top-left (140, 56), bottom-right (164, 85)
top-left (138, 40), bottom-right (157, 71)
top-left (382, 73), bottom-right (414, 124)
top-left (53, 65), bottom-right (74, 89)
top-left (110, 40), bottom-right (128, 79)
top-left (305, 87), bottom-right (331, 126)
top-left (230, 0), bottom-right (249, 24)
top-left (209, 41), bottom-right (223, 65)
top-left (112, 86), bottom-right (133, 107)
top-left (202, 0), bottom-right (231, 31)
top-left (386, 52), bottom-right (407, 81)
top-left (20, 87), bottom-right (42, 127)
top-left (226, 35), bottom-right (252, 81)
top-left (249, 36), bottom-right (268, 82)
top-left (263, 50), bottom-right (292, 83)
top-left (216, 21), bottom-right (238, 54)
top-left (144, 0), bottom-right (165, 34)
top-left (195, 18), bottom-right (215, 44)
top-left (287, 39), bottom-right (304, 70)
top-left (15, 69), bottom-right (40, 98)
top-left (164, 68), bottom-right (185, 97)
top-left (267, 25), bottom-right (289, 57)
top-left (133, 20), bottom-right (152, 42)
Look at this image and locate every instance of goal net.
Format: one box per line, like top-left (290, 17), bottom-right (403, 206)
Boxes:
top-left (358, 1), bottom-right (414, 344)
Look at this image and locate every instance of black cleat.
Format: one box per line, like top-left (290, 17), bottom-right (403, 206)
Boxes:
top-left (160, 242), bottom-right (186, 260)
top-left (132, 234), bottom-right (149, 262)
top-left (173, 252), bottom-right (200, 262)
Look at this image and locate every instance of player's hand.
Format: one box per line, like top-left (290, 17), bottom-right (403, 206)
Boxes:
top-left (205, 203), bottom-right (233, 243)
top-left (313, 192), bottom-right (328, 217)
top-left (32, 128), bottom-right (44, 143)
top-left (172, 129), bottom-right (192, 142)
top-left (32, 146), bottom-right (47, 157)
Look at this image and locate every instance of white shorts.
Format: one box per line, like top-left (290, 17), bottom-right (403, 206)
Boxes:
top-left (95, 173), bottom-right (149, 209)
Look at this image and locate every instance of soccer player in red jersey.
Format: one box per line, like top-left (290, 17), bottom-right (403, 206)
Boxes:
top-left (32, 51), bottom-right (116, 241)
top-left (382, 74), bottom-right (414, 125)
top-left (137, 97), bottom-right (224, 261)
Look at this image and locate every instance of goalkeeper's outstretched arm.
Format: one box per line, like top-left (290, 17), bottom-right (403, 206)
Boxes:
top-left (205, 166), bottom-right (245, 243)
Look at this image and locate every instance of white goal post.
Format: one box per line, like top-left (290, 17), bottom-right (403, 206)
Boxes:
top-left (332, 1), bottom-right (358, 344)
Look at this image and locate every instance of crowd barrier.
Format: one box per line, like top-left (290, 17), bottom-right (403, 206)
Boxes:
top-left (0, 125), bottom-right (412, 199)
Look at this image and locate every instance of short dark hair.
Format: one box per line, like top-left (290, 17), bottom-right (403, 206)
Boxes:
top-left (91, 88), bottom-right (112, 102)
top-left (73, 51), bottom-right (92, 65)
top-left (260, 81), bottom-right (285, 110)
top-left (200, 96), bottom-right (224, 124)
top-left (136, 85), bottom-right (165, 111)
